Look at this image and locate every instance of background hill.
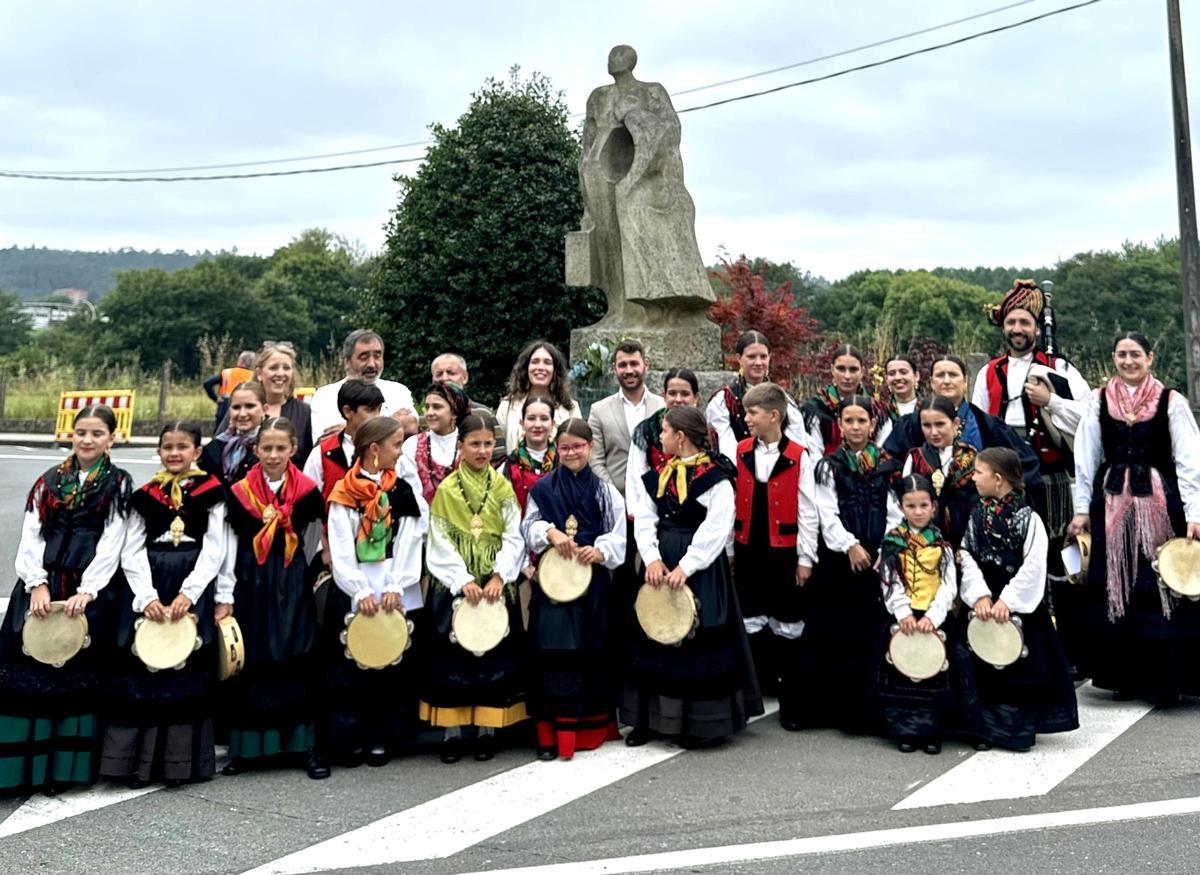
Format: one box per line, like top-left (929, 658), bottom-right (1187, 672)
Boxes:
top-left (0, 245), bottom-right (212, 298)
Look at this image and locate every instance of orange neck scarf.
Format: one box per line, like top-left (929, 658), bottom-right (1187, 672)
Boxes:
top-left (326, 461), bottom-right (396, 555)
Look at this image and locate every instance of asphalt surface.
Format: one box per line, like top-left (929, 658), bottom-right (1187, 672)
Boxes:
top-left (0, 448), bottom-right (1197, 875)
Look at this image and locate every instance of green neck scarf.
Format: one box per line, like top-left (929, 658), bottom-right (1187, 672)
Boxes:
top-left (430, 463), bottom-right (516, 583)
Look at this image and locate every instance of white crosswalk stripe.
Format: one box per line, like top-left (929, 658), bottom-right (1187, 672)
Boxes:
top-left (893, 682), bottom-right (1153, 810)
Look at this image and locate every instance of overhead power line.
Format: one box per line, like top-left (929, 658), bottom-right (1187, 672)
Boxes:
top-left (672, 0), bottom-right (1042, 96)
top-left (677, 0), bottom-right (1104, 114)
top-left (0, 0), bottom-right (1103, 183)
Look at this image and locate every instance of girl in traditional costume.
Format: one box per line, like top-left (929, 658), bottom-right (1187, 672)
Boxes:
top-left (522, 419), bottom-right (626, 760)
top-left (706, 331), bottom-right (804, 463)
top-left (101, 422), bottom-right (227, 788)
top-left (201, 381), bottom-right (266, 486)
top-left (323, 416), bottom-right (427, 767)
top-left (1068, 332), bottom-right (1200, 705)
top-left (958, 447), bottom-right (1078, 750)
top-left (896, 395), bottom-right (979, 548)
top-left (814, 395), bottom-right (900, 731)
top-left (874, 352), bottom-right (923, 449)
top-left (628, 369), bottom-right (701, 494)
top-left (875, 474), bottom-right (957, 755)
top-left (422, 413), bottom-right (527, 763)
top-left (801, 343), bottom-right (883, 458)
top-left (623, 406), bottom-right (763, 748)
top-left (0, 405), bottom-right (134, 795)
top-left (219, 416), bottom-right (327, 779)
top-left (502, 395), bottom-right (558, 513)
top-left (403, 382), bottom-right (469, 505)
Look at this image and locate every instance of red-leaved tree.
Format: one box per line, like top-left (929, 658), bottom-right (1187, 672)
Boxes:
top-left (707, 256), bottom-right (822, 389)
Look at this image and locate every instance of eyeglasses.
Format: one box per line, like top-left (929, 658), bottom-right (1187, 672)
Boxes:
top-left (557, 441), bottom-right (590, 455)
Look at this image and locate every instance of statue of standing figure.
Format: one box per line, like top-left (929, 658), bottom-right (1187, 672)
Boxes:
top-left (567, 44), bottom-right (716, 329)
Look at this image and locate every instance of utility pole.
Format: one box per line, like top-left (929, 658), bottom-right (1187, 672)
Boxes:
top-left (1168, 0), bottom-right (1200, 413)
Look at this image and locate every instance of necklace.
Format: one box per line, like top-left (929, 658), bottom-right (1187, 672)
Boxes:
top-left (456, 467), bottom-right (493, 541)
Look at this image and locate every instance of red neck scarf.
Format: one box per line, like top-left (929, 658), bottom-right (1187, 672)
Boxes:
top-left (231, 462), bottom-right (314, 566)
top-left (1104, 376), bottom-right (1164, 426)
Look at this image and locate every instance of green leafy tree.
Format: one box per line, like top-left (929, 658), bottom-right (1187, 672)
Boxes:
top-left (0, 289), bottom-right (29, 355)
top-left (365, 69), bottom-right (605, 404)
top-left (1050, 239), bottom-right (1185, 389)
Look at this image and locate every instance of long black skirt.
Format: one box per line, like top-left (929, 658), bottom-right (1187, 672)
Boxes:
top-left (219, 544), bottom-right (317, 762)
top-left (0, 576), bottom-right (112, 792)
top-left (528, 563), bottom-right (611, 722)
top-left (953, 603), bottom-right (1079, 750)
top-left (1081, 499), bottom-right (1200, 702)
top-left (318, 586), bottom-right (422, 756)
top-left (420, 581), bottom-right (527, 728)
top-left (99, 544), bottom-right (217, 783)
top-left (872, 610), bottom-right (955, 743)
top-left (621, 522), bottom-right (764, 742)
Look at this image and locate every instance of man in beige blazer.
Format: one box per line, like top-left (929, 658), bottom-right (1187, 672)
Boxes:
top-left (587, 340), bottom-right (665, 497)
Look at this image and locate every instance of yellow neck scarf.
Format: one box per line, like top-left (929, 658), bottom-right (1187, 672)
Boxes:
top-left (656, 453), bottom-right (710, 504)
top-left (148, 467), bottom-right (208, 509)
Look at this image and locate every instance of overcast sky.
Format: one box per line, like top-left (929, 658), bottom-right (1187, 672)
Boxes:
top-left (0, 0), bottom-right (1192, 280)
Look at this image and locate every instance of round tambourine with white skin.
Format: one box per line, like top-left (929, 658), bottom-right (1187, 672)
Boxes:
top-left (22, 602), bottom-right (90, 668)
top-left (537, 549), bottom-right (591, 604)
top-left (1060, 532), bottom-right (1091, 585)
top-left (885, 624), bottom-right (948, 682)
top-left (966, 614), bottom-right (1027, 669)
top-left (634, 583), bottom-right (699, 646)
top-left (1153, 537), bottom-right (1200, 600)
top-left (216, 616), bottom-right (245, 681)
top-left (340, 607), bottom-right (414, 670)
top-left (132, 613), bottom-right (201, 672)
top-left (450, 596), bottom-right (510, 657)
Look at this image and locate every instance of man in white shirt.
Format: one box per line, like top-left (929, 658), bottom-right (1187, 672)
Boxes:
top-left (587, 340), bottom-right (665, 497)
top-left (310, 329), bottom-right (418, 438)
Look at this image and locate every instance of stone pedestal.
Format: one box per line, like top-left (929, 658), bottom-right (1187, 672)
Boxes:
top-left (569, 321), bottom-right (722, 373)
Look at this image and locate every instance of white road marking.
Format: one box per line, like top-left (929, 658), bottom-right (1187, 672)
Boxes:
top-left (0, 784), bottom-right (161, 838)
top-left (452, 795), bottom-right (1200, 875)
top-left (241, 701), bottom-right (780, 875)
top-left (892, 682), bottom-right (1153, 810)
top-left (0, 597), bottom-right (9, 616)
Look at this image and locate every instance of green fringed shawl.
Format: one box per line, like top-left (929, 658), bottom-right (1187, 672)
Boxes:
top-left (430, 463), bottom-right (516, 584)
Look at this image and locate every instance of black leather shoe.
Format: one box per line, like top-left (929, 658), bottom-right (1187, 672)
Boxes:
top-left (624, 728), bottom-right (654, 747)
top-left (474, 734), bottom-right (496, 762)
top-left (220, 758), bottom-right (246, 776)
top-left (973, 742), bottom-right (992, 752)
top-left (537, 747), bottom-right (556, 761)
top-left (163, 778), bottom-right (182, 789)
top-left (440, 738), bottom-right (463, 764)
top-left (43, 784), bottom-right (62, 797)
top-left (923, 741), bottom-right (942, 755)
top-left (306, 751), bottom-right (331, 780)
top-left (780, 715), bottom-right (804, 732)
top-left (365, 746), bottom-right (389, 768)
top-left (897, 741), bottom-right (917, 753)
top-left (127, 777), bottom-right (147, 789)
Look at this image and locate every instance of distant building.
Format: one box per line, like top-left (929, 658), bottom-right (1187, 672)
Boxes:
top-left (19, 288), bottom-right (94, 330)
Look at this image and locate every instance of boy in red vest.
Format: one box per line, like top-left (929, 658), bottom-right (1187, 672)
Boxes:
top-left (733, 382), bottom-right (819, 731)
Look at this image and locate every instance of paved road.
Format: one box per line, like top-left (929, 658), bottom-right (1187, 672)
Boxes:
top-left (0, 450), bottom-right (1197, 875)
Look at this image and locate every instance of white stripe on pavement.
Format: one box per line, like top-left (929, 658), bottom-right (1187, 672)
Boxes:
top-left (892, 682), bottom-right (1153, 810)
top-left (452, 795), bottom-right (1200, 875)
top-left (0, 784), bottom-right (161, 839)
top-left (241, 702), bottom-right (779, 875)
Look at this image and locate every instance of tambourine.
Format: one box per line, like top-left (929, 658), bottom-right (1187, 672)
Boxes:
top-left (885, 624), bottom-right (948, 682)
top-left (22, 602), bottom-right (90, 668)
top-left (340, 608), bottom-right (413, 669)
top-left (634, 583), bottom-right (699, 646)
top-left (450, 596), bottom-right (509, 657)
top-left (132, 613), bottom-right (201, 671)
top-left (1060, 533), bottom-right (1091, 585)
top-left (536, 549), bottom-right (591, 604)
top-left (1153, 537), bottom-right (1200, 600)
top-left (216, 616), bottom-right (245, 681)
top-left (966, 614), bottom-right (1027, 669)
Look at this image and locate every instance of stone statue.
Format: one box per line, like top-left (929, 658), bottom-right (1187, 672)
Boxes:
top-left (566, 45), bottom-right (717, 336)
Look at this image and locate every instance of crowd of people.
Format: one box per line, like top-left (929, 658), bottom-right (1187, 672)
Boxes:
top-left (2, 279), bottom-right (1198, 796)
